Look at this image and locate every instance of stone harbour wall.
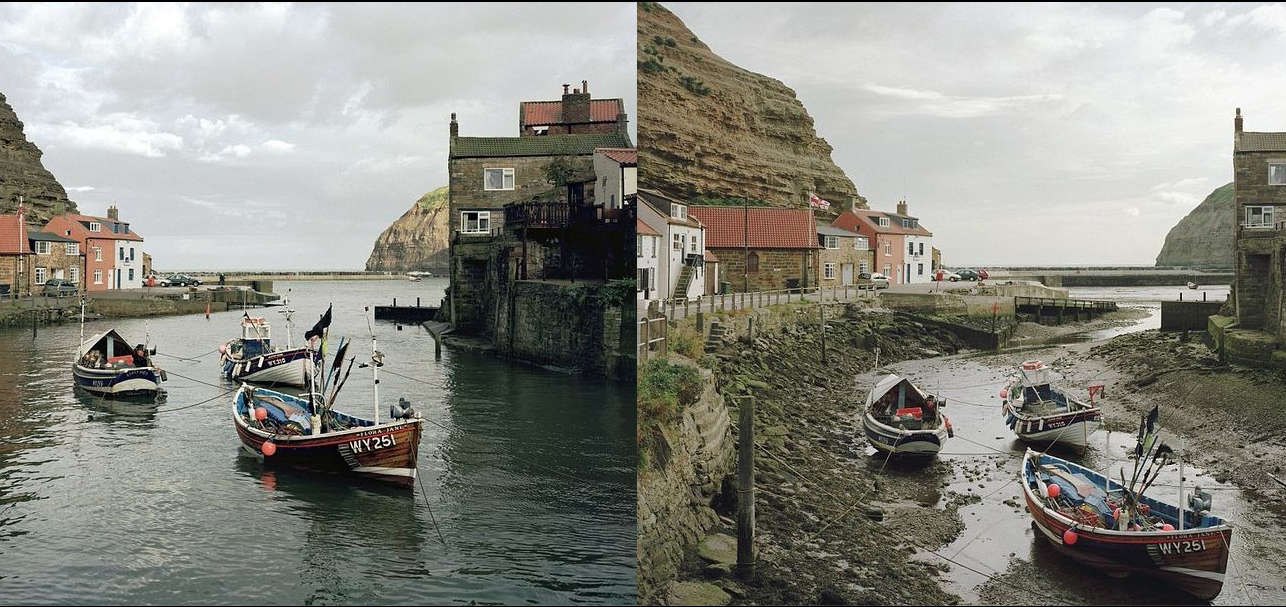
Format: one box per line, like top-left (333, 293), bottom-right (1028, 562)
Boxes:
top-left (637, 365), bottom-right (734, 603)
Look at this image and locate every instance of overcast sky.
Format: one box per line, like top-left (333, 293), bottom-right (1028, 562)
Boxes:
top-left (0, 2), bottom-right (635, 270)
top-left (668, 2), bottom-right (1286, 266)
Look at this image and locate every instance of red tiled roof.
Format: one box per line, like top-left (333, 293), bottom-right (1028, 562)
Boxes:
top-left (0, 214), bottom-right (25, 254)
top-left (833, 209), bottom-right (932, 237)
top-left (48, 214), bottom-right (143, 241)
top-left (637, 218), bottom-right (659, 236)
top-left (597, 147), bottom-right (637, 166)
top-left (520, 99), bottom-right (624, 126)
top-left (688, 206), bottom-right (819, 249)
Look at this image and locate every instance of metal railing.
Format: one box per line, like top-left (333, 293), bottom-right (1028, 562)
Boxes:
top-left (654, 283), bottom-right (879, 320)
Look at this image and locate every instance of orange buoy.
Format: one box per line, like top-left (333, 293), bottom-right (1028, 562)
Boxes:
top-left (1063, 529), bottom-right (1078, 545)
top-left (254, 408), bottom-right (267, 421)
top-left (261, 441), bottom-right (277, 456)
top-left (1000, 388), bottom-right (1009, 399)
top-left (1047, 483), bottom-right (1061, 498)
top-left (1162, 523), bottom-right (1175, 531)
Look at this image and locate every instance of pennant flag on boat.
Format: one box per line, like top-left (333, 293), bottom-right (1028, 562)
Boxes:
top-left (808, 192), bottom-right (831, 210)
top-left (305, 304), bottom-right (332, 342)
top-left (329, 337), bottom-right (348, 383)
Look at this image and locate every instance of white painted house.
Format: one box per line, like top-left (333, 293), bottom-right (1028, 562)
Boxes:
top-left (593, 148), bottom-right (637, 210)
top-left (639, 190), bottom-right (706, 301)
top-left (637, 218), bottom-right (660, 300)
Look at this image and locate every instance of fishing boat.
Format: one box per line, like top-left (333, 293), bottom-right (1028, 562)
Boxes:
top-left (73, 328), bottom-right (166, 397)
top-left (219, 312), bottom-right (319, 388)
top-left (861, 374), bottom-right (952, 456)
top-left (232, 305), bottom-right (424, 487)
top-left (1187, 282), bottom-right (1199, 290)
top-left (1001, 360), bottom-right (1101, 452)
top-left (1021, 448), bottom-right (1232, 600)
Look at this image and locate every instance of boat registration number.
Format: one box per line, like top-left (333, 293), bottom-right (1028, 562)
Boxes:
top-left (349, 434), bottom-right (396, 453)
top-left (1158, 540), bottom-right (1205, 555)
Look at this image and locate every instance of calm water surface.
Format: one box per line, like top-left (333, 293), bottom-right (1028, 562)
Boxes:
top-left (0, 279), bottom-right (636, 605)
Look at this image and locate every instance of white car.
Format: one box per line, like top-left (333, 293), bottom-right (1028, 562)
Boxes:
top-left (934, 271), bottom-right (961, 282)
top-left (857, 272), bottom-right (891, 289)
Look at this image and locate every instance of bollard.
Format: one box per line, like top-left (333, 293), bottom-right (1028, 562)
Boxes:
top-left (417, 297), bottom-right (421, 307)
top-left (696, 311), bottom-right (705, 333)
top-left (393, 297), bottom-right (397, 307)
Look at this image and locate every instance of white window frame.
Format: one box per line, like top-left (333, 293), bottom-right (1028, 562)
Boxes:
top-left (884, 241), bottom-right (891, 256)
top-left (883, 264), bottom-right (892, 276)
top-left (877, 217), bottom-right (889, 227)
top-left (918, 263), bottom-right (925, 276)
top-left (671, 204), bottom-right (687, 220)
top-left (823, 262), bottom-right (836, 280)
top-left (89, 222), bottom-right (101, 232)
top-left (34, 241), bottom-right (50, 254)
top-left (823, 235), bottom-right (839, 249)
top-left (94, 247), bottom-right (103, 262)
top-left (689, 234), bottom-right (698, 254)
top-left (483, 168), bottom-right (515, 191)
top-left (70, 267), bottom-right (78, 284)
top-left (94, 269), bottom-right (103, 284)
top-left (1271, 163), bottom-right (1286, 186)
top-left (66, 243), bottom-right (79, 255)
top-left (855, 237), bottom-right (868, 251)
top-left (1244, 205), bottom-right (1276, 229)
top-left (459, 210), bottom-right (491, 234)
top-left (860, 261), bottom-right (870, 274)
top-left (673, 233), bottom-right (683, 250)
top-left (34, 267), bottom-right (46, 284)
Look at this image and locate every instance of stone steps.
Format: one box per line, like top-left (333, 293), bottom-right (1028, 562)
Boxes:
top-left (703, 321), bottom-right (729, 353)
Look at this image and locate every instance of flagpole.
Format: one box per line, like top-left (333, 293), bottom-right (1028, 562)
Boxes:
top-left (743, 193), bottom-right (749, 294)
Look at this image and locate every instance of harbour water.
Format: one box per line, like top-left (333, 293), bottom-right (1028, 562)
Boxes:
top-left (0, 279), bottom-right (636, 604)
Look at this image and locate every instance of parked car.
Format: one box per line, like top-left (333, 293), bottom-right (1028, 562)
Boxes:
top-left (43, 278), bottom-right (77, 296)
top-left (977, 268), bottom-right (990, 280)
top-left (167, 274), bottom-right (201, 287)
top-left (144, 274), bottom-right (170, 287)
top-left (934, 270), bottom-right (961, 282)
top-left (955, 269), bottom-right (981, 281)
top-left (857, 272), bottom-right (890, 289)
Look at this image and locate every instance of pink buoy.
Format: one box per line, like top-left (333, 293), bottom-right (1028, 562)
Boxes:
top-left (261, 441), bottom-right (277, 456)
top-left (1000, 388), bottom-right (1009, 399)
top-left (1063, 529), bottom-right (1079, 545)
top-left (254, 407), bottom-right (268, 422)
top-left (1162, 523), bottom-right (1174, 531)
top-left (1047, 483), bottom-right (1061, 498)
top-left (218, 343), bottom-right (227, 355)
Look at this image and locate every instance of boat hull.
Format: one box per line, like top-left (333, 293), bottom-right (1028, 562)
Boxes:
top-left (233, 388), bottom-right (422, 487)
top-left (73, 364), bottom-right (164, 398)
top-left (862, 413), bottom-right (947, 456)
top-left (1003, 405), bottom-right (1101, 450)
top-left (1021, 450), bottom-right (1231, 600)
top-left (222, 347), bottom-right (317, 388)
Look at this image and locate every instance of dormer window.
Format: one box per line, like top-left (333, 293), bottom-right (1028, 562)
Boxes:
top-left (822, 235), bottom-right (839, 249)
top-left (1271, 163), bottom-right (1286, 185)
top-left (877, 217), bottom-right (889, 227)
top-left (89, 222), bottom-right (101, 232)
top-left (671, 204), bottom-right (687, 220)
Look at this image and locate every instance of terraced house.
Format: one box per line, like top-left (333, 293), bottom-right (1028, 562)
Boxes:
top-left (832, 200), bottom-right (935, 285)
top-left (43, 205), bottom-right (143, 291)
top-left (0, 205), bottom-right (85, 297)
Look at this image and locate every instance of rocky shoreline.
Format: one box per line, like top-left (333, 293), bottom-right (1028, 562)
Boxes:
top-left (654, 303), bottom-right (1286, 605)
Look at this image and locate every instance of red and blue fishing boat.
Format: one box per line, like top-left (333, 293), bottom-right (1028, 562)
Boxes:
top-left (1021, 448), bottom-right (1232, 600)
top-left (73, 328), bottom-right (166, 398)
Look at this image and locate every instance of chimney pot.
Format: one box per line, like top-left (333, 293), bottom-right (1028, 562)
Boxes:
top-left (582, 79), bottom-right (588, 94)
top-left (1235, 107), bottom-right (1243, 134)
top-left (450, 113), bottom-right (458, 138)
top-left (563, 84), bottom-right (570, 94)
top-left (896, 200), bottom-right (908, 216)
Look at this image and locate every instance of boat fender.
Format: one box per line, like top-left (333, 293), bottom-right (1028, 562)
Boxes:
top-left (261, 441), bottom-right (277, 456)
top-left (1063, 529), bottom-right (1078, 545)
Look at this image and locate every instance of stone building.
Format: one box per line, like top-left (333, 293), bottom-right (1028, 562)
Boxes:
top-left (518, 81), bottom-right (627, 137)
top-left (687, 205), bottom-right (819, 293)
top-left (1233, 108), bottom-right (1286, 337)
top-left (0, 205), bottom-right (84, 297)
top-left (817, 224), bottom-right (872, 286)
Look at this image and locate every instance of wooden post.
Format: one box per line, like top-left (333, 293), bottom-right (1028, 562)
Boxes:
top-left (749, 316), bottom-right (755, 341)
top-left (642, 319), bottom-right (650, 362)
top-left (737, 395), bottom-right (756, 580)
top-left (696, 311), bottom-right (705, 334)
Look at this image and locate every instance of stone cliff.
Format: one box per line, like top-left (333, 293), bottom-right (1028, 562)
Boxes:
top-left (365, 186), bottom-right (450, 272)
top-left (1156, 182), bottom-right (1234, 268)
top-left (0, 91), bottom-right (77, 224)
top-left (638, 2), bottom-right (865, 209)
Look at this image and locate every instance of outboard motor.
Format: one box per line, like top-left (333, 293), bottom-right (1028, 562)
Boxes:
top-left (390, 397), bottom-right (418, 420)
top-left (1189, 486), bottom-right (1213, 522)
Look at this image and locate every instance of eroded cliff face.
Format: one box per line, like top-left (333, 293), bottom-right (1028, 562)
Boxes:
top-left (0, 91), bottom-right (77, 224)
top-left (365, 186), bottom-right (450, 272)
top-left (1156, 183), bottom-right (1234, 268)
top-left (638, 3), bottom-right (865, 209)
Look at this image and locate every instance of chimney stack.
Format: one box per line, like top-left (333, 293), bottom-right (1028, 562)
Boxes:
top-left (563, 79), bottom-right (592, 127)
top-left (107, 204), bottom-right (119, 220)
top-left (1235, 107), bottom-right (1243, 135)
top-left (617, 111), bottom-right (629, 136)
top-left (450, 112), bottom-right (458, 138)
top-left (582, 79), bottom-right (588, 94)
top-left (896, 200), bottom-right (908, 216)
top-left (563, 84), bottom-right (570, 95)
